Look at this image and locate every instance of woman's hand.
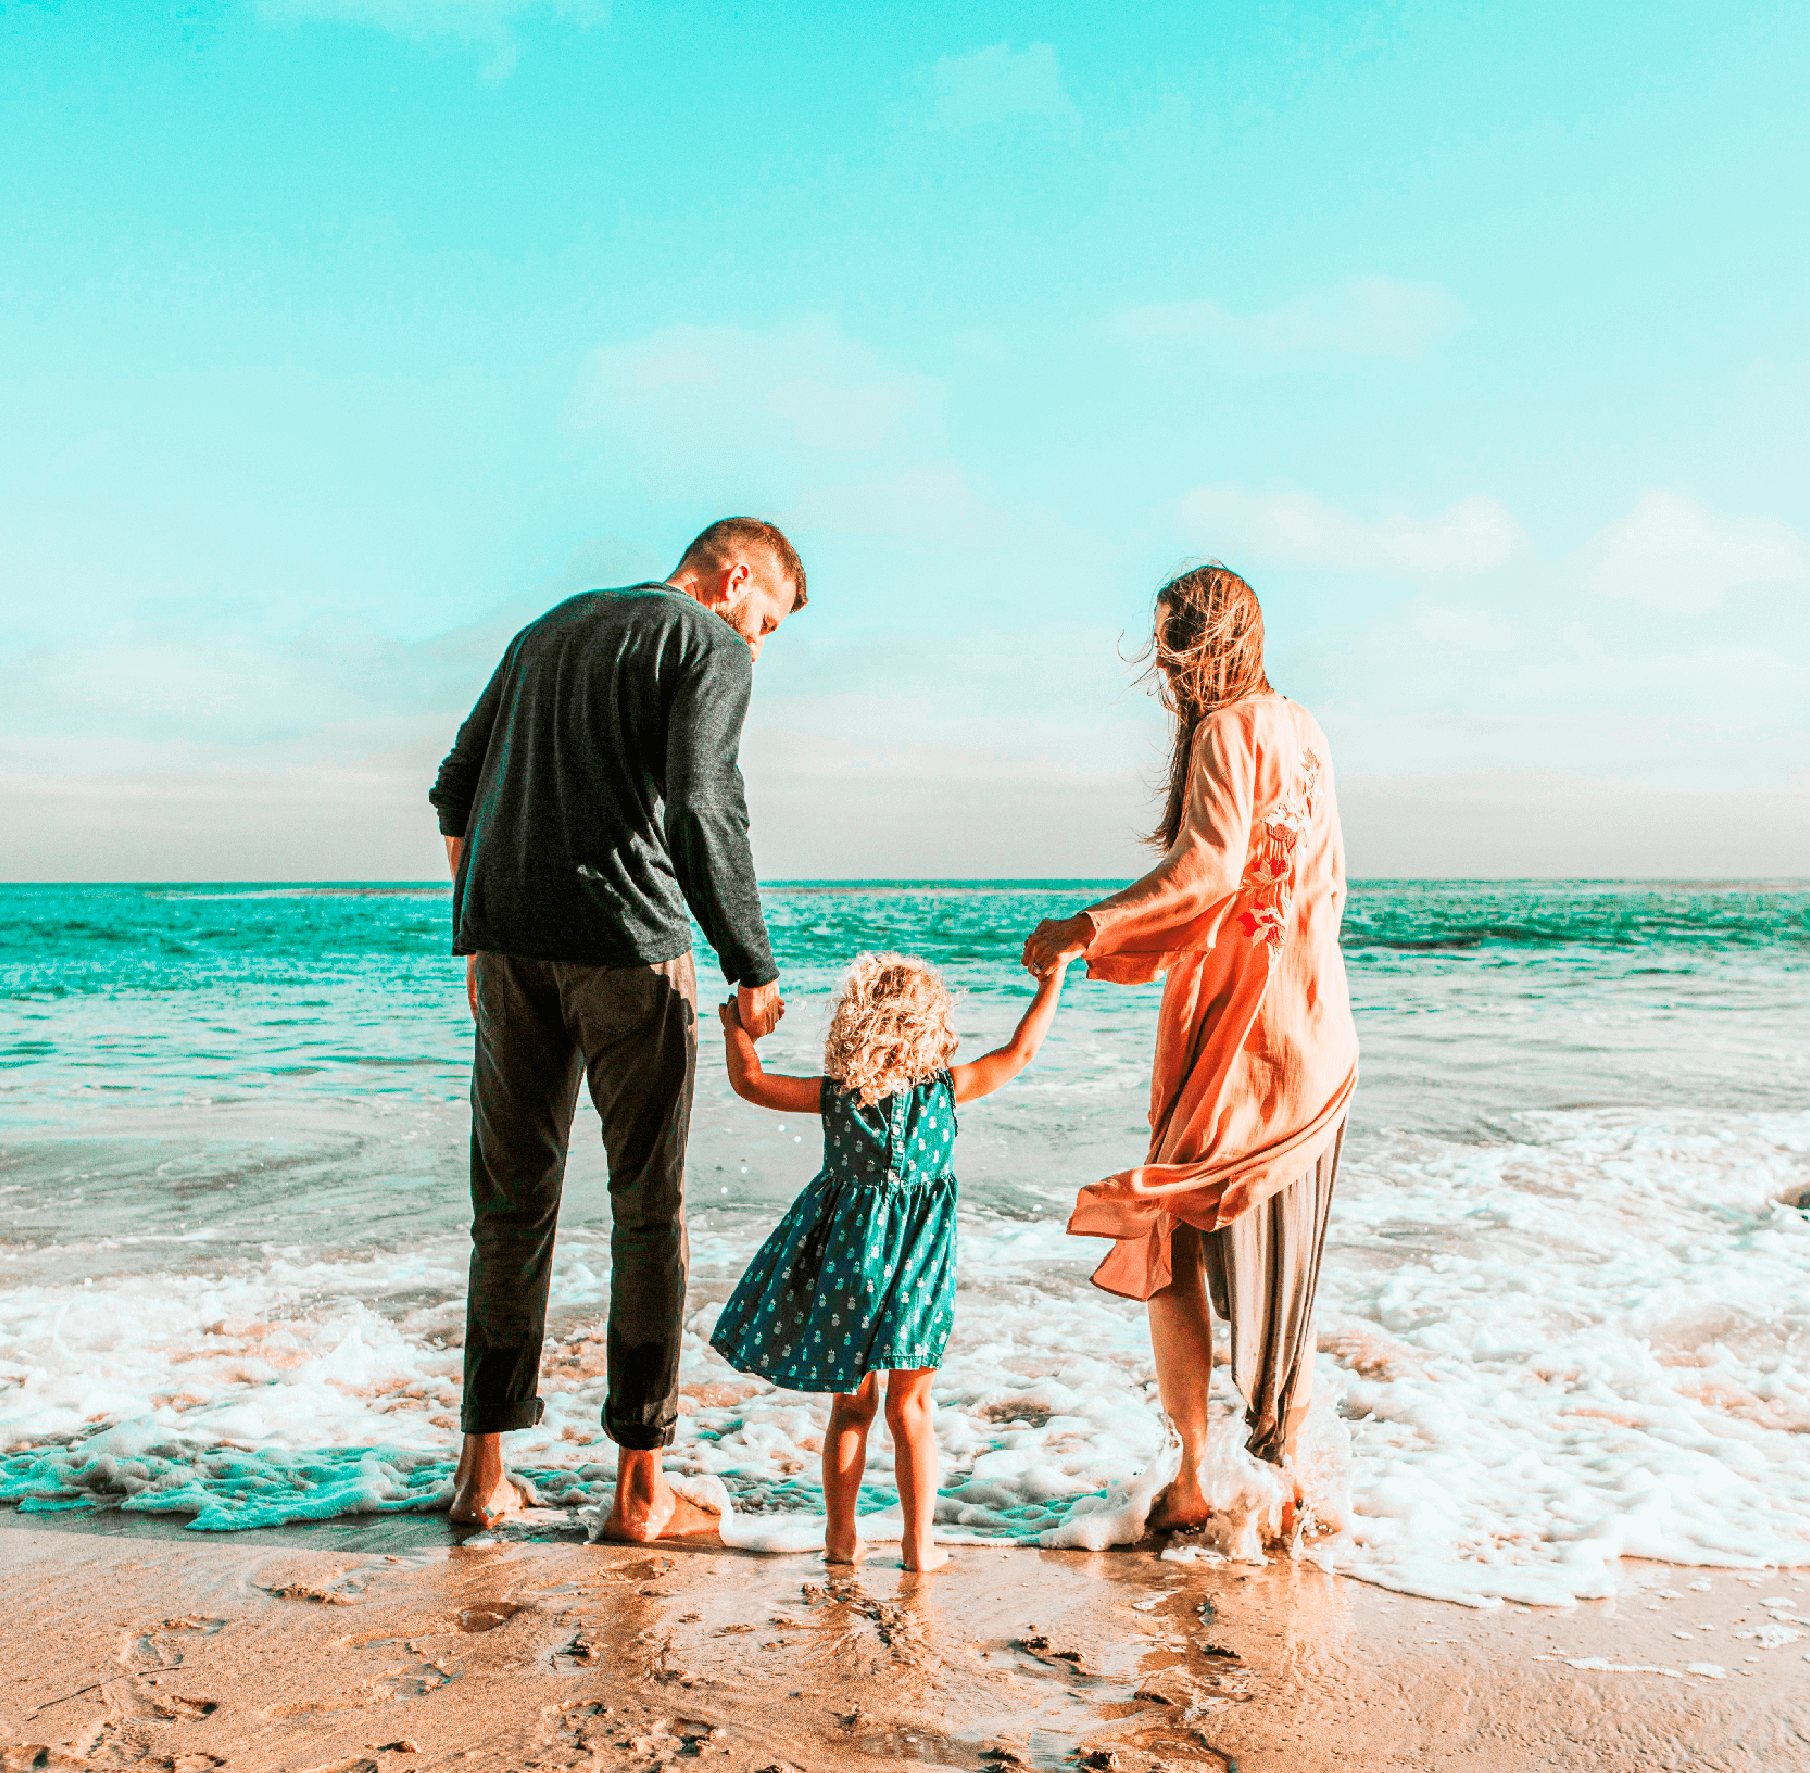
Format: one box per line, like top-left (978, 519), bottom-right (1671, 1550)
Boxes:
top-left (1022, 913), bottom-right (1094, 978)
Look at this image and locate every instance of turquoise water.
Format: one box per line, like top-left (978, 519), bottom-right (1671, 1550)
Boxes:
top-left (2, 880), bottom-right (1807, 1602)
top-left (2, 875), bottom-right (1805, 1292)
top-left (4, 876), bottom-right (1804, 1162)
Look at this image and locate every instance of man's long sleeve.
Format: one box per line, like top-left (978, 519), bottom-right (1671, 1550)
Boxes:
top-left (429, 654), bottom-right (509, 838)
top-left (662, 643), bottom-right (777, 987)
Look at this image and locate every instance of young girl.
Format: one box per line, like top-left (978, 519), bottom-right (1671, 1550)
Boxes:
top-left (709, 950), bottom-right (1069, 1571)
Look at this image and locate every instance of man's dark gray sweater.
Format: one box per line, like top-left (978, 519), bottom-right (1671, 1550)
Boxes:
top-left (429, 585), bottom-right (777, 987)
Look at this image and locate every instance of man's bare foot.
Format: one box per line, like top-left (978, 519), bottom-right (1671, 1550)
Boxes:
top-left (825, 1525), bottom-right (866, 1565)
top-left (901, 1542), bottom-right (949, 1572)
top-left (450, 1432), bottom-right (520, 1528)
top-left (599, 1448), bottom-right (677, 1542)
top-left (596, 1448), bottom-right (719, 1543)
top-left (1146, 1472), bottom-right (1213, 1535)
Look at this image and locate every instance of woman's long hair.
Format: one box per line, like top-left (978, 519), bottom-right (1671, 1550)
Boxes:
top-left (1142, 562), bottom-right (1272, 851)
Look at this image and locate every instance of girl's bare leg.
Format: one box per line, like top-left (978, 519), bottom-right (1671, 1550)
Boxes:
top-left (1146, 1224), bottom-right (1216, 1532)
top-left (884, 1367), bottom-right (947, 1571)
top-left (823, 1374), bottom-right (880, 1564)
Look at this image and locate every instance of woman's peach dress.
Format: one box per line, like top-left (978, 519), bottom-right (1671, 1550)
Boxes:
top-left (1069, 690), bottom-right (1358, 1301)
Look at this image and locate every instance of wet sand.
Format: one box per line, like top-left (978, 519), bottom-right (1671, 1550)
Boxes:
top-left (3, 1510), bottom-right (1806, 1772)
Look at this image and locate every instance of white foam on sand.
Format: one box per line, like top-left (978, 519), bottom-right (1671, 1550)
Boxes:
top-left (3, 1104), bottom-right (1808, 1606)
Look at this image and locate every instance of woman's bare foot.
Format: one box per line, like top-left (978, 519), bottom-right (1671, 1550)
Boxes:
top-left (450, 1433), bottom-right (519, 1528)
top-left (825, 1526), bottom-right (866, 1566)
top-left (901, 1542), bottom-right (949, 1572)
top-left (1277, 1476), bottom-right (1313, 1545)
top-left (1146, 1470), bottom-right (1213, 1535)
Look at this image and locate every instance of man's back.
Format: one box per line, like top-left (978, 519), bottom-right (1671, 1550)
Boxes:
top-left (430, 584), bottom-right (776, 985)
top-left (436, 519), bottom-right (803, 1537)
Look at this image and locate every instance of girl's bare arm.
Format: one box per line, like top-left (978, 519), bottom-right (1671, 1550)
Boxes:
top-left (950, 959), bottom-right (1070, 1104)
top-left (719, 1000), bottom-right (825, 1114)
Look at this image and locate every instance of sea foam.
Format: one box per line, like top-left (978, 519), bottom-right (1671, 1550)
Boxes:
top-left (4, 881), bottom-right (1808, 1608)
top-left (4, 1104), bottom-right (1807, 1606)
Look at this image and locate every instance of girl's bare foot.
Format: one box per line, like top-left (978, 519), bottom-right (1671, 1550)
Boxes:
top-left (825, 1527), bottom-right (866, 1566)
top-left (901, 1542), bottom-right (948, 1572)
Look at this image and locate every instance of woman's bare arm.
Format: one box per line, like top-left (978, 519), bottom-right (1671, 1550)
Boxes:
top-left (719, 1000), bottom-right (824, 1114)
top-left (950, 959), bottom-right (1070, 1104)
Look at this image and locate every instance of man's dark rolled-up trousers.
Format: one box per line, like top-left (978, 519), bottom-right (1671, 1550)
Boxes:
top-left (462, 950), bottom-right (697, 1449)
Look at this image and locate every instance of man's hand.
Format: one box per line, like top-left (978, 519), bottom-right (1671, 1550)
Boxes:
top-left (446, 838), bottom-right (477, 1020)
top-left (737, 979), bottom-right (785, 1039)
top-left (1022, 913), bottom-right (1094, 978)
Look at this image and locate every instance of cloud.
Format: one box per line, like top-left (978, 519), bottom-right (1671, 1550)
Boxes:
top-left (0, 606), bottom-right (1161, 882)
top-left (1112, 277), bottom-right (1467, 368)
top-left (1580, 491), bottom-right (1810, 613)
top-left (0, 607), bottom-right (541, 879)
top-left (0, 611), bottom-right (528, 749)
top-left (1340, 772), bottom-right (1810, 880)
top-left (927, 43), bottom-right (1073, 128)
top-left (255, 0), bottom-right (606, 79)
top-left (1180, 486), bottom-right (1526, 577)
top-left (577, 320), bottom-right (943, 472)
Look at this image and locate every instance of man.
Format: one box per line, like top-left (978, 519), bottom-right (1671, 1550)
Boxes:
top-left (428, 517), bottom-right (804, 1540)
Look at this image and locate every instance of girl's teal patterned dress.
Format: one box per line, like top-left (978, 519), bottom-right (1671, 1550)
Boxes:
top-left (710, 1070), bottom-right (957, 1391)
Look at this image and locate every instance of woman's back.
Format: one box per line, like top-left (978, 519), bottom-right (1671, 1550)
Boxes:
top-left (1072, 691), bottom-right (1358, 1298)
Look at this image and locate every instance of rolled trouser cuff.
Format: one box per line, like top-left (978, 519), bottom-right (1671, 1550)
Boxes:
top-left (604, 1410), bottom-right (675, 1451)
top-left (461, 1398), bottom-right (545, 1435)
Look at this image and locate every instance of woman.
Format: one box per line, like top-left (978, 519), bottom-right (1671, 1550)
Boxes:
top-left (1022, 563), bottom-right (1357, 1533)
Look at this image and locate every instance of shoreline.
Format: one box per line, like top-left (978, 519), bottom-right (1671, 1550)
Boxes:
top-left (6, 1510), bottom-right (1806, 1772)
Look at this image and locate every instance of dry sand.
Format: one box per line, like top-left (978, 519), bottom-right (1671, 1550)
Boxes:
top-left (3, 1509), bottom-right (1807, 1773)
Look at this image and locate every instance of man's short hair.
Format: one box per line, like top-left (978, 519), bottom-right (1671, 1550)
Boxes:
top-left (675, 517), bottom-right (807, 610)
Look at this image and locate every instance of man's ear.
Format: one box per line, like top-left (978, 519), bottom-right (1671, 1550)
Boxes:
top-left (697, 561), bottom-right (746, 611)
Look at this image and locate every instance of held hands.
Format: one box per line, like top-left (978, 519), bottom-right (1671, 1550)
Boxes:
top-left (1021, 913), bottom-right (1093, 979)
top-left (736, 979), bottom-right (786, 1040)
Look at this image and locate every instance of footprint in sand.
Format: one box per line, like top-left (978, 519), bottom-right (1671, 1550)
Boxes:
top-left (117, 1614), bottom-right (234, 1674)
top-left (456, 1601), bottom-right (529, 1633)
top-left (260, 1656), bottom-right (452, 1721)
top-left (541, 1701), bottom-right (723, 1763)
top-left (264, 1580), bottom-right (359, 1606)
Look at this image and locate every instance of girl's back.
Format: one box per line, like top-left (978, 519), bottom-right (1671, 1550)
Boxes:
top-left (712, 1068), bottom-right (959, 1394)
top-left (822, 1071), bottom-right (957, 1185)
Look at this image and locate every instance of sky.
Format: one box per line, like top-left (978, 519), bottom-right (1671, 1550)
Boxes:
top-left (2, 0), bottom-right (1807, 881)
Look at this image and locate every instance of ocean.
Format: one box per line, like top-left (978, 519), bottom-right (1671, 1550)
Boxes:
top-left (2, 880), bottom-right (1807, 1607)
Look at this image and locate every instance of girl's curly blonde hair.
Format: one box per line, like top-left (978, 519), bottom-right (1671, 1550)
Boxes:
top-left (822, 952), bottom-right (958, 1107)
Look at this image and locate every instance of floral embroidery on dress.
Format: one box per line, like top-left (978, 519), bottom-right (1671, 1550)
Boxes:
top-left (1235, 748), bottom-right (1321, 951)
